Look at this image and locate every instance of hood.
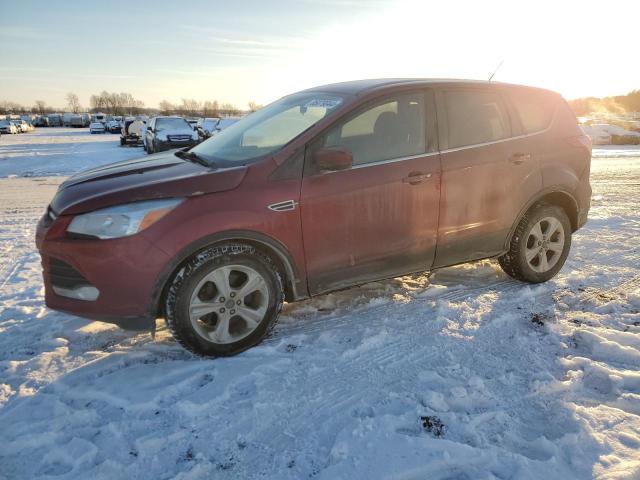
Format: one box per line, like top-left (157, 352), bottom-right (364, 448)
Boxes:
top-left (51, 151), bottom-right (247, 215)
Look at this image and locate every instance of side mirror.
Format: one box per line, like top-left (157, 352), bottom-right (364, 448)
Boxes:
top-left (313, 147), bottom-right (353, 172)
top-left (147, 126), bottom-right (152, 131)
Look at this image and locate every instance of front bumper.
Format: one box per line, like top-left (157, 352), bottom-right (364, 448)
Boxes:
top-left (155, 138), bottom-right (198, 152)
top-left (36, 212), bottom-right (171, 330)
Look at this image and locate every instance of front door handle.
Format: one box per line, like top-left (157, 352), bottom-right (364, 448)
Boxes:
top-left (402, 171), bottom-right (432, 185)
top-left (510, 153), bottom-right (531, 165)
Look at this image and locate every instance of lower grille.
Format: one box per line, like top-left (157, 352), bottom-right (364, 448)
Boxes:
top-left (167, 135), bottom-right (191, 141)
top-left (49, 258), bottom-right (89, 289)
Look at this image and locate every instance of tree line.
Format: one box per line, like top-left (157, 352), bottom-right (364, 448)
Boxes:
top-left (1, 92), bottom-right (262, 117)
top-left (568, 89), bottom-right (640, 116)
top-left (157, 99), bottom-right (261, 117)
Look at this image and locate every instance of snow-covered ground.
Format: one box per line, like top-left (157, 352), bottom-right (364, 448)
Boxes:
top-left (1, 129), bottom-right (639, 479)
top-left (0, 127), bottom-right (141, 178)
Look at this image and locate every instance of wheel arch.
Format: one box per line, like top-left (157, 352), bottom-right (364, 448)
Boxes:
top-left (150, 230), bottom-right (307, 318)
top-left (505, 187), bottom-right (579, 249)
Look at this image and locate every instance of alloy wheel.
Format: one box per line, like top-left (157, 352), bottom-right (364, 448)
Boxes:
top-left (188, 264), bottom-right (269, 344)
top-left (525, 216), bottom-right (565, 273)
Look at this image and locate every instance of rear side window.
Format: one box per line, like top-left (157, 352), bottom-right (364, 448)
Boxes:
top-left (510, 88), bottom-right (556, 134)
top-left (319, 92), bottom-right (426, 166)
top-left (444, 90), bottom-right (510, 148)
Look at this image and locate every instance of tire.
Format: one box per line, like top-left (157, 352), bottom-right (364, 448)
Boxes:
top-left (498, 203), bottom-right (572, 283)
top-left (120, 137), bottom-right (125, 146)
top-left (165, 243), bottom-right (284, 356)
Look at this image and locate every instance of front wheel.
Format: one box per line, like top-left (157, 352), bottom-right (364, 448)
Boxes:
top-left (498, 203), bottom-right (572, 283)
top-left (165, 244), bottom-right (284, 356)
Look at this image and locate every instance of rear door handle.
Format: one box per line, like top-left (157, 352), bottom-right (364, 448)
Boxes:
top-left (510, 153), bottom-right (531, 165)
top-left (402, 171), bottom-right (432, 185)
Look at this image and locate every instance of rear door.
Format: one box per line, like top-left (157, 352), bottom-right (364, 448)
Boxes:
top-left (300, 90), bottom-right (441, 295)
top-left (502, 87), bottom-right (551, 218)
top-left (433, 87), bottom-right (513, 267)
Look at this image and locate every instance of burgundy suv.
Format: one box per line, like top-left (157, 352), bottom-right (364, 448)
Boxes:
top-left (36, 79), bottom-right (592, 356)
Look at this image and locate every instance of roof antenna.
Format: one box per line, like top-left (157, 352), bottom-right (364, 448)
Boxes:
top-left (488, 60), bottom-right (504, 81)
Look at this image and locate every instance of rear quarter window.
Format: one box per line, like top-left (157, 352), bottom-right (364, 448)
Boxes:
top-left (509, 88), bottom-right (557, 134)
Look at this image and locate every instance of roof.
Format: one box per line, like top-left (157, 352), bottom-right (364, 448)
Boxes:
top-left (300, 78), bottom-right (550, 96)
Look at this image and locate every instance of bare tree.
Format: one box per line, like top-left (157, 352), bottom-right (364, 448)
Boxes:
top-left (90, 94), bottom-right (105, 112)
top-left (34, 100), bottom-right (47, 114)
top-left (220, 102), bottom-right (240, 116)
top-left (66, 92), bottom-right (81, 113)
top-left (159, 100), bottom-right (175, 116)
top-left (88, 91), bottom-right (145, 115)
top-left (248, 101), bottom-right (263, 112)
top-left (0, 101), bottom-right (26, 114)
top-left (179, 98), bottom-right (202, 117)
top-left (203, 100), bottom-right (219, 117)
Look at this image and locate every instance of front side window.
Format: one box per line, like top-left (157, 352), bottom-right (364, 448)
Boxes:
top-left (191, 93), bottom-right (344, 165)
top-left (444, 90), bottom-right (510, 148)
top-left (314, 92), bottom-right (426, 167)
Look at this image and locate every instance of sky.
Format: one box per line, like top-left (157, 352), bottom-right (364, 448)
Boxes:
top-left (1, 0), bottom-right (639, 110)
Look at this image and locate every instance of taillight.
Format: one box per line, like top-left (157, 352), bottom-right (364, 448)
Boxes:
top-left (567, 134), bottom-right (592, 150)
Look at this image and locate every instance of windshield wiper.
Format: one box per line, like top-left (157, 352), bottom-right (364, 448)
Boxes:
top-left (174, 149), bottom-right (214, 168)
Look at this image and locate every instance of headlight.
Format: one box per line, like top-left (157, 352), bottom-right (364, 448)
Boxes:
top-left (67, 198), bottom-right (183, 239)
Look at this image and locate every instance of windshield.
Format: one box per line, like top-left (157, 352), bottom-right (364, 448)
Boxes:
top-left (191, 93), bottom-right (344, 164)
top-left (156, 118), bottom-right (191, 132)
top-left (203, 119), bottom-right (218, 131)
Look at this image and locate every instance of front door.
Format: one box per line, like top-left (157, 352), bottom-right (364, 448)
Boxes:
top-left (300, 90), bottom-right (441, 295)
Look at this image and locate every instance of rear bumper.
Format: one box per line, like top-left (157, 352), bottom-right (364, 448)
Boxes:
top-left (574, 179), bottom-right (592, 231)
top-left (36, 213), bottom-right (171, 330)
top-left (121, 135), bottom-right (142, 144)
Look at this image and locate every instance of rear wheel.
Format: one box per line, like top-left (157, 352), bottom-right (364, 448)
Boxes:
top-left (498, 203), bottom-right (571, 283)
top-left (165, 244), bottom-right (284, 356)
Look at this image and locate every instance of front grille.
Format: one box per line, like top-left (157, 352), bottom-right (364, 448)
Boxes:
top-left (49, 258), bottom-right (89, 289)
top-left (167, 135), bottom-right (191, 142)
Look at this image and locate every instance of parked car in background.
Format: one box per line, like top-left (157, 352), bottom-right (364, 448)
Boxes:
top-left (144, 116), bottom-right (198, 154)
top-left (36, 79), bottom-right (592, 356)
top-left (581, 125), bottom-right (611, 145)
top-left (91, 113), bottom-right (107, 124)
top-left (210, 117), bottom-right (241, 137)
top-left (63, 113), bottom-right (74, 127)
top-left (19, 119), bottom-right (33, 132)
top-left (106, 120), bottom-right (121, 133)
top-left (11, 120), bottom-right (25, 133)
top-left (89, 122), bottom-right (106, 134)
top-left (195, 117), bottom-right (220, 142)
top-left (70, 113), bottom-right (90, 128)
top-left (0, 120), bottom-right (18, 134)
top-left (34, 116), bottom-right (50, 127)
top-left (47, 114), bottom-right (63, 127)
top-left (120, 117), bottom-right (145, 146)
